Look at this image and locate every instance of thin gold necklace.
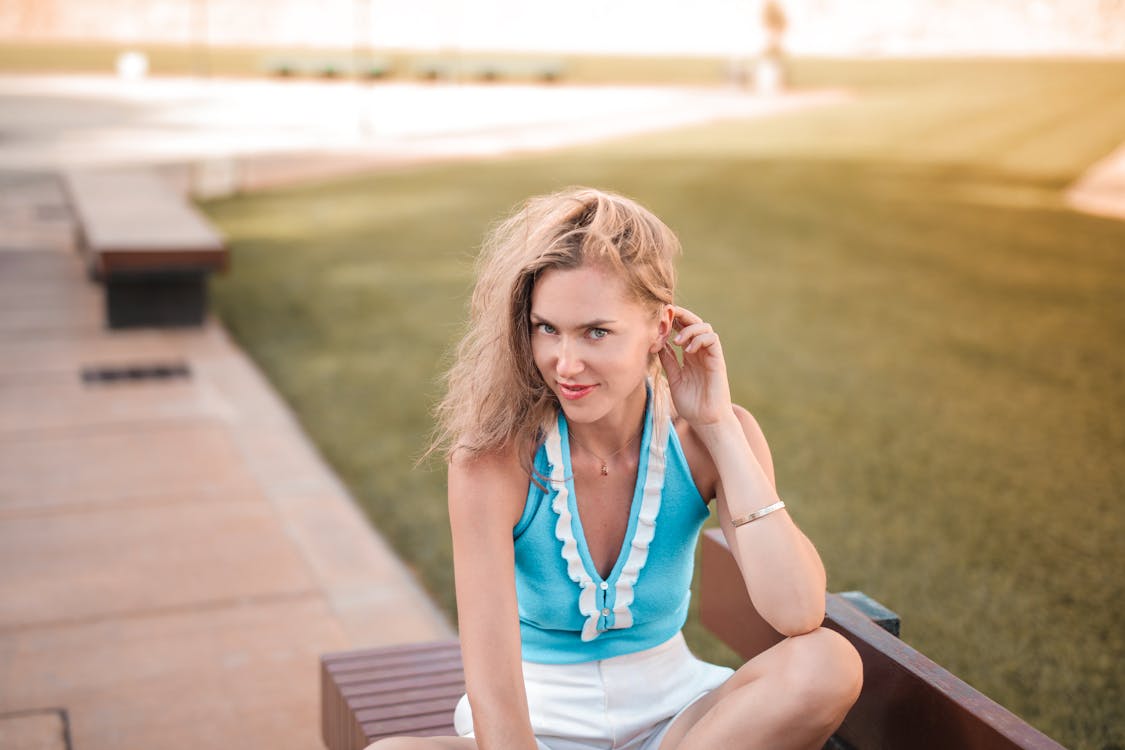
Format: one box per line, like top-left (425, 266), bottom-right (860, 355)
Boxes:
top-left (568, 427), bottom-right (642, 477)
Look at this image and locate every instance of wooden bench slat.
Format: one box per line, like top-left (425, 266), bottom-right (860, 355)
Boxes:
top-left (327, 651), bottom-right (464, 677)
top-left (352, 684), bottom-right (467, 715)
top-left (341, 672), bottom-right (465, 702)
top-left (335, 665), bottom-right (463, 688)
top-left (346, 683), bottom-right (461, 715)
top-left (322, 639), bottom-right (460, 666)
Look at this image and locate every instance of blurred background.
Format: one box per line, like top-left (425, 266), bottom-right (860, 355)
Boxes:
top-left (1, 2), bottom-right (1123, 750)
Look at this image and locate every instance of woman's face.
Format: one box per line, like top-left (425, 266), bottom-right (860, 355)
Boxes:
top-left (529, 263), bottom-right (671, 425)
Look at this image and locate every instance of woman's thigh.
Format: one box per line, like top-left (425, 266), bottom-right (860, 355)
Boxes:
top-left (654, 627), bottom-right (862, 750)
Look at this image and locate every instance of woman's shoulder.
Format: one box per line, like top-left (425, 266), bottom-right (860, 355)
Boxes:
top-left (447, 441), bottom-right (533, 530)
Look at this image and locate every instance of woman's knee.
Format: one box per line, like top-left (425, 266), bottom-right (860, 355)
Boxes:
top-left (780, 627), bottom-right (864, 722)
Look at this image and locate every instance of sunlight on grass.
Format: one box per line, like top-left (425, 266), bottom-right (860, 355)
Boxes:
top-left (204, 58), bottom-right (1125, 750)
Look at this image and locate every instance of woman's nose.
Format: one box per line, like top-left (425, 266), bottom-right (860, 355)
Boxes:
top-left (555, 338), bottom-right (584, 378)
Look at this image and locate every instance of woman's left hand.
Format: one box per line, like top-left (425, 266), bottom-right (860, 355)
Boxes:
top-left (658, 306), bottom-right (733, 427)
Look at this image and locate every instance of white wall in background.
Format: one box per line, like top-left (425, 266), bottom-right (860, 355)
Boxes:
top-left (2, 0), bottom-right (1123, 56)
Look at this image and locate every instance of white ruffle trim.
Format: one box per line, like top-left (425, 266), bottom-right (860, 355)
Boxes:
top-left (612, 416), bottom-right (668, 630)
top-left (544, 424), bottom-right (600, 641)
top-left (544, 410), bottom-right (668, 641)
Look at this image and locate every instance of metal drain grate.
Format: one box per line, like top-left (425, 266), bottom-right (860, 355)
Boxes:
top-left (81, 361), bottom-right (192, 385)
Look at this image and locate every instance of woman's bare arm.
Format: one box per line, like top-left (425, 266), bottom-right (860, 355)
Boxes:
top-left (448, 447), bottom-right (539, 750)
top-left (661, 304), bottom-right (826, 636)
top-left (704, 405), bottom-right (827, 636)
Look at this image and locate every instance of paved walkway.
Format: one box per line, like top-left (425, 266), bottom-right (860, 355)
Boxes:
top-left (0, 171), bottom-right (452, 750)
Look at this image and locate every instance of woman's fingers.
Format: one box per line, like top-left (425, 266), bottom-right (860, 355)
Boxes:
top-left (669, 306), bottom-right (722, 356)
top-left (672, 305), bottom-right (704, 328)
top-left (684, 332), bottom-right (718, 353)
top-left (673, 322), bottom-right (715, 349)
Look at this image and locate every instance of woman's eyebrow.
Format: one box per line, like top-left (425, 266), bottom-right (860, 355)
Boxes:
top-left (529, 313), bottom-right (617, 328)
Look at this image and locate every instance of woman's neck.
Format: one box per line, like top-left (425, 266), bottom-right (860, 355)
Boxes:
top-left (566, 381), bottom-right (648, 458)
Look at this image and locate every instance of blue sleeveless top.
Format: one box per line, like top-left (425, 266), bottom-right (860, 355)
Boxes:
top-left (513, 388), bottom-right (711, 664)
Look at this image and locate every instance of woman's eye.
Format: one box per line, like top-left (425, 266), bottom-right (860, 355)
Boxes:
top-left (535, 323), bottom-right (556, 335)
top-left (588, 328), bottom-right (609, 340)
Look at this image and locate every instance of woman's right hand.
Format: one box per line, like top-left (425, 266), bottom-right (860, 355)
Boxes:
top-left (658, 305), bottom-right (734, 429)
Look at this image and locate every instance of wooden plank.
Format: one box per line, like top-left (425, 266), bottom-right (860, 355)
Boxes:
top-left (322, 639), bottom-right (461, 666)
top-left (326, 649), bottom-right (463, 675)
top-left (62, 169), bottom-right (227, 275)
top-left (342, 672), bottom-right (466, 703)
top-left (353, 684), bottom-right (467, 716)
top-left (356, 693), bottom-right (463, 719)
top-left (699, 529), bottom-right (1066, 750)
top-left (321, 641), bottom-right (465, 750)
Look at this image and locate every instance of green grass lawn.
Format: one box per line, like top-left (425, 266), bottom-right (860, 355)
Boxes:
top-left (202, 58), bottom-right (1125, 750)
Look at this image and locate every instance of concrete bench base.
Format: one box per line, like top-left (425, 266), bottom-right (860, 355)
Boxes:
top-left (105, 269), bottom-right (208, 328)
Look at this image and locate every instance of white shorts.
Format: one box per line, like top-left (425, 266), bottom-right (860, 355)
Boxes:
top-left (453, 631), bottom-right (735, 750)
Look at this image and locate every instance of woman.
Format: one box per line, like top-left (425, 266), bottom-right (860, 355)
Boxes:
top-left (372, 187), bottom-right (863, 750)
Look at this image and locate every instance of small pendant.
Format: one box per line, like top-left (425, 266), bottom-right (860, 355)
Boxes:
top-left (600, 463), bottom-right (609, 476)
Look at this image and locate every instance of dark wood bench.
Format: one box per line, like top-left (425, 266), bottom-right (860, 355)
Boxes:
top-left (63, 169), bottom-right (228, 329)
top-left (321, 530), bottom-right (1066, 750)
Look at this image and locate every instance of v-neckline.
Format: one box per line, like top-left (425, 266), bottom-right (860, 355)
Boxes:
top-left (557, 391), bottom-right (654, 586)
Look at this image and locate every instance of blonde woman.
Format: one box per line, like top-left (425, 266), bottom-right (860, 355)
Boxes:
top-left (371, 188), bottom-right (862, 750)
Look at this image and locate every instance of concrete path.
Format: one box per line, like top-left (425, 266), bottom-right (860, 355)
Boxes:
top-left (0, 171), bottom-right (452, 750)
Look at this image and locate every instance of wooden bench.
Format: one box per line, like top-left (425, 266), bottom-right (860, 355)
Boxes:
top-left (63, 169), bottom-right (228, 329)
top-left (321, 530), bottom-right (1065, 750)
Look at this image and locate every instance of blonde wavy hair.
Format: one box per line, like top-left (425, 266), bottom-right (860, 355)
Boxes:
top-left (431, 187), bottom-right (681, 470)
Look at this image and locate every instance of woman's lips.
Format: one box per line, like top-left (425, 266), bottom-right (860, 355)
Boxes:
top-left (558, 382), bottom-right (597, 400)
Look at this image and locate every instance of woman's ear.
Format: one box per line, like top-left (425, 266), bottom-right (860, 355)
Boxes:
top-left (650, 304), bottom-right (675, 354)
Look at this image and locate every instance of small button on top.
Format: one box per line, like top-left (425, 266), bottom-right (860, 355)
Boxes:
top-left (602, 608), bottom-right (610, 616)
top-left (600, 582), bottom-right (609, 590)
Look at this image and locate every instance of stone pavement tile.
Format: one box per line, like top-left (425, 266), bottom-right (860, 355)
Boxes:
top-left (0, 252), bottom-right (87, 295)
top-left (0, 378), bottom-right (218, 435)
top-left (0, 324), bottom-right (228, 377)
top-left (0, 252), bottom-right (100, 334)
top-left (183, 333), bottom-right (319, 429)
top-left (0, 421), bottom-right (259, 511)
top-left (0, 595), bottom-right (352, 750)
top-left (0, 304), bottom-right (103, 338)
top-left (260, 488), bottom-right (452, 647)
top-left (0, 173), bottom-right (74, 254)
top-left (0, 486), bottom-right (317, 628)
top-left (0, 382), bottom-right (204, 434)
top-left (0, 710), bottom-right (68, 750)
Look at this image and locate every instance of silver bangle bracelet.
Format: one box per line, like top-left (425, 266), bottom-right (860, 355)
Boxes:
top-left (730, 500), bottom-right (786, 528)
